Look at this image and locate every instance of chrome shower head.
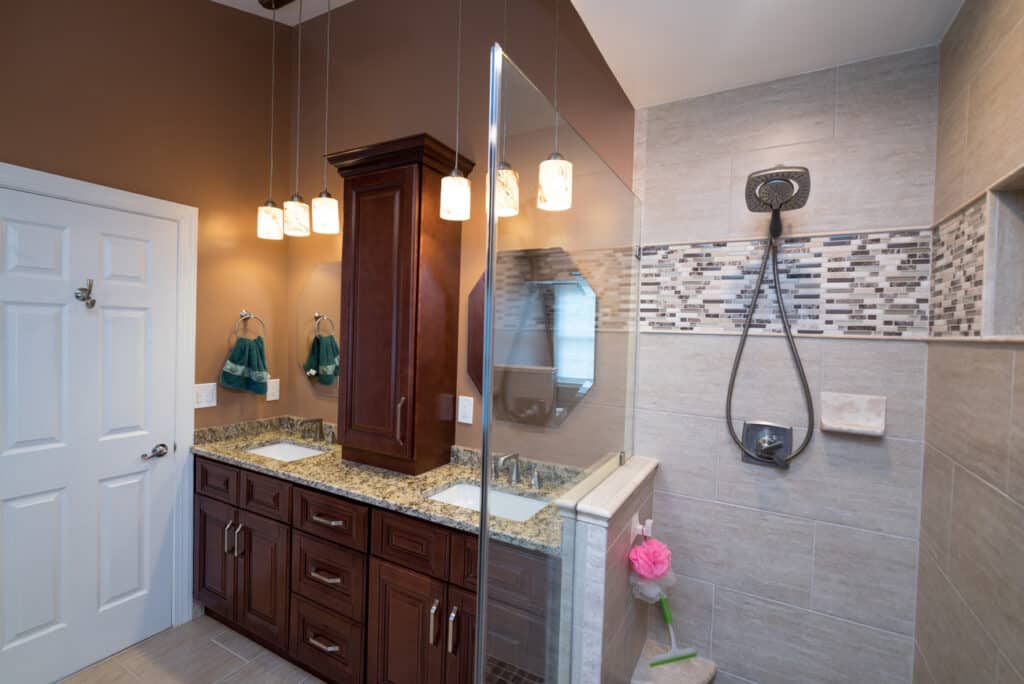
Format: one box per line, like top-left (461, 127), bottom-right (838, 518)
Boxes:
top-left (745, 166), bottom-right (811, 213)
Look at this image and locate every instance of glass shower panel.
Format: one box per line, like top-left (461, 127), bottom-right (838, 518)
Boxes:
top-left (476, 44), bottom-right (641, 683)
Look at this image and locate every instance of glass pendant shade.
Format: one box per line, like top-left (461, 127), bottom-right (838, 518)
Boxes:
top-left (283, 194), bottom-right (310, 237)
top-left (257, 201), bottom-right (284, 240)
top-left (440, 170), bottom-right (471, 221)
top-left (494, 161), bottom-right (520, 217)
top-left (537, 152), bottom-right (573, 211)
top-left (312, 191), bottom-right (340, 234)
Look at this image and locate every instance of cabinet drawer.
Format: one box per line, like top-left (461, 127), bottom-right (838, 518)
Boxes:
top-left (293, 487), bottom-right (369, 552)
top-left (241, 470), bottom-right (291, 523)
top-left (292, 531), bottom-right (366, 622)
top-left (290, 594), bottom-right (364, 684)
top-left (195, 457), bottom-right (239, 505)
top-left (450, 536), bottom-right (552, 617)
top-left (372, 509), bottom-right (450, 580)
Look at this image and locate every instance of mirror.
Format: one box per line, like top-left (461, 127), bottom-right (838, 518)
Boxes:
top-left (468, 247), bottom-right (597, 427)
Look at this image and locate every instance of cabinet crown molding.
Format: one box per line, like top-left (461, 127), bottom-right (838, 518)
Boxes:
top-left (328, 133), bottom-right (475, 178)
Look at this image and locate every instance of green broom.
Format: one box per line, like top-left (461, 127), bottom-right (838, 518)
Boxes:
top-left (628, 536), bottom-right (699, 668)
top-left (649, 596), bottom-right (698, 667)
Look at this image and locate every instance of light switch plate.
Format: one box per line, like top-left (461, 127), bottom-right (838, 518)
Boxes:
top-left (194, 383), bottom-right (217, 409)
top-left (266, 378), bottom-right (280, 401)
top-left (457, 395), bottom-right (474, 424)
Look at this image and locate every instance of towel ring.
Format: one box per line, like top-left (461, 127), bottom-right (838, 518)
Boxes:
top-left (235, 309), bottom-right (267, 338)
top-left (314, 312), bottom-right (335, 336)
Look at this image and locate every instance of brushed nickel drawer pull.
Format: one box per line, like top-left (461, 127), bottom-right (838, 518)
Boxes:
top-left (447, 606), bottom-right (459, 654)
top-left (311, 513), bottom-right (346, 528)
top-left (233, 524), bottom-right (244, 558)
top-left (395, 396), bottom-right (407, 445)
top-left (223, 521), bottom-right (234, 554)
top-left (308, 635), bottom-right (340, 654)
top-left (428, 598), bottom-right (440, 646)
top-left (310, 569), bottom-right (342, 585)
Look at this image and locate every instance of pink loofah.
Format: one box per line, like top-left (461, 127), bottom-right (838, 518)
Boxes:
top-left (628, 537), bottom-right (672, 580)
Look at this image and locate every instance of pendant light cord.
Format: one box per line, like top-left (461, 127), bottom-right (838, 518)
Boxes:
top-left (553, 0), bottom-right (560, 152)
top-left (501, 0), bottom-right (509, 160)
top-left (321, 0), bottom-right (332, 190)
top-left (267, 9), bottom-right (277, 201)
top-left (452, 0), bottom-right (463, 172)
top-left (293, 0), bottom-right (303, 195)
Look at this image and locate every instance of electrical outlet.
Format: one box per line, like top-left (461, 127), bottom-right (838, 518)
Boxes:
top-left (266, 378), bottom-right (280, 401)
top-left (194, 383), bottom-right (217, 409)
top-left (457, 395), bottom-right (474, 424)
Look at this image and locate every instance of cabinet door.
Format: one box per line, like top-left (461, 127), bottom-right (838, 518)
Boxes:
top-left (235, 510), bottom-right (290, 649)
top-left (367, 558), bottom-right (445, 684)
top-left (338, 165), bottom-right (419, 463)
top-left (194, 495), bottom-right (236, 619)
top-left (444, 587), bottom-right (477, 684)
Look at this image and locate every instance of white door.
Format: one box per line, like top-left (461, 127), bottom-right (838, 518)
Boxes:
top-left (0, 188), bottom-right (179, 683)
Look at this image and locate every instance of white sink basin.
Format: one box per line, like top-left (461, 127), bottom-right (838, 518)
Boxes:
top-left (429, 483), bottom-right (547, 522)
top-left (246, 441), bottom-right (325, 462)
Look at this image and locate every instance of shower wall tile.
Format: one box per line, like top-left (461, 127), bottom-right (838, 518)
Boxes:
top-left (634, 409), bottom-right (719, 500)
top-left (999, 654), bottom-right (1024, 684)
top-left (716, 432), bottom-right (924, 538)
top-left (712, 588), bottom-right (914, 684)
top-left (914, 549), bottom-right (1000, 684)
top-left (638, 230), bottom-right (932, 338)
top-left (929, 199), bottom-right (987, 337)
top-left (654, 490), bottom-right (815, 608)
top-left (934, 85), bottom-right (970, 221)
top-left (919, 445), bottom-right (954, 566)
top-left (820, 339), bottom-right (927, 440)
top-left (835, 47), bottom-right (939, 138)
top-left (925, 342), bottom-right (1012, 489)
top-left (644, 573), bottom-right (714, 654)
top-left (641, 153), bottom-right (732, 245)
top-left (948, 468), bottom-right (1024, 675)
top-left (1010, 359), bottom-right (1024, 506)
top-left (810, 523), bottom-right (919, 635)
top-left (913, 647), bottom-right (937, 684)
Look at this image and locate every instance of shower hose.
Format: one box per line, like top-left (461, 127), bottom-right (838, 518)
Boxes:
top-left (724, 236), bottom-right (815, 468)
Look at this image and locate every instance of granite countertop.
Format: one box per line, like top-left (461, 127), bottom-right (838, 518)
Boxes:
top-left (192, 429), bottom-right (566, 555)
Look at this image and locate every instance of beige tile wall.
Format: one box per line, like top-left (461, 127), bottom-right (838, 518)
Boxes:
top-left (634, 47), bottom-right (938, 683)
top-left (935, 0), bottom-right (1024, 219)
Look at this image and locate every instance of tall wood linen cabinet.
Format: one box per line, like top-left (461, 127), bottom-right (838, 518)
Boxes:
top-left (328, 135), bottom-right (473, 475)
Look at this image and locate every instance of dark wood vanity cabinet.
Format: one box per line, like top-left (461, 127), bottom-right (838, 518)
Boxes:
top-left (329, 135), bottom-right (473, 476)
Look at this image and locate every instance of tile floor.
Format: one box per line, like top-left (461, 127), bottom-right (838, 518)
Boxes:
top-left (60, 615), bottom-right (324, 684)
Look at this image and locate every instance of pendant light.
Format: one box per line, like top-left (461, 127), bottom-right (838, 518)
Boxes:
top-left (493, 0), bottom-right (520, 217)
top-left (440, 0), bottom-right (471, 222)
top-left (537, 0), bottom-right (572, 212)
top-left (258, 9), bottom-right (284, 240)
top-left (284, 0), bottom-right (311, 237)
top-left (312, 0), bottom-right (340, 234)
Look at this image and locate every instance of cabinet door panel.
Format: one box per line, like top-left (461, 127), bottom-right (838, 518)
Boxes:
top-left (367, 558), bottom-right (445, 684)
top-left (338, 165), bottom-right (418, 462)
top-left (235, 510), bottom-right (290, 649)
top-left (194, 495), bottom-right (235, 619)
top-left (444, 587), bottom-right (476, 684)
top-left (290, 594), bottom-right (364, 684)
top-left (291, 530), bottom-right (366, 622)
top-left (195, 457), bottom-right (239, 505)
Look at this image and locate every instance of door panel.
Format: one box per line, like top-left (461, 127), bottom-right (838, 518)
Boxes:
top-left (444, 587), bottom-right (476, 684)
top-left (338, 165), bottom-right (418, 461)
top-left (0, 186), bottom-right (179, 682)
top-left (195, 495), bottom-right (235, 619)
top-left (367, 557), bottom-right (445, 684)
top-left (236, 510), bottom-right (290, 649)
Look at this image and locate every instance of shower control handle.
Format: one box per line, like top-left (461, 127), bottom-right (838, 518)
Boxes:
top-left (756, 435), bottom-right (783, 456)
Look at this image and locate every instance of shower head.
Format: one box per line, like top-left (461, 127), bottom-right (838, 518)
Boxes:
top-left (745, 166), bottom-right (811, 213)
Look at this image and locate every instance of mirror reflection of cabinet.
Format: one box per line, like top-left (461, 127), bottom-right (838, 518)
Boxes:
top-left (328, 135), bottom-right (473, 475)
top-left (467, 247), bottom-right (597, 427)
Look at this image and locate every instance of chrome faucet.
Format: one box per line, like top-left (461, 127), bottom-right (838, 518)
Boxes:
top-left (494, 453), bottom-right (521, 485)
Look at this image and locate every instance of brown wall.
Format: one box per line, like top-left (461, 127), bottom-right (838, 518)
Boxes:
top-left (1, 0), bottom-right (633, 430)
top-left (1, 0), bottom-right (296, 427)
top-left (934, 0), bottom-right (1024, 220)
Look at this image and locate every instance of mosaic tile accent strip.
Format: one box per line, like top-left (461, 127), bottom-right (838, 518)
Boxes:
top-left (638, 230), bottom-right (932, 337)
top-left (930, 199), bottom-right (987, 337)
top-left (493, 246), bottom-right (637, 332)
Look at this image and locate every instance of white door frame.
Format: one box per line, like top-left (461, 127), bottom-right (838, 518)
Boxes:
top-left (0, 161), bottom-right (198, 627)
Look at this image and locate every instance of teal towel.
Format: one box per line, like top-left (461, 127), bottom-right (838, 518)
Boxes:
top-left (220, 336), bottom-right (269, 395)
top-left (303, 334), bottom-right (340, 386)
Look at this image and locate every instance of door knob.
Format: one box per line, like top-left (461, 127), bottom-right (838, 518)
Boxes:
top-left (74, 278), bottom-right (96, 309)
top-left (141, 443), bottom-right (169, 460)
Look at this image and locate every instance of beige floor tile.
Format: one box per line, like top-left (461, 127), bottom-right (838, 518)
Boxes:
top-left (116, 639), bottom-right (246, 684)
top-left (212, 628), bottom-right (266, 661)
top-left (61, 658), bottom-right (138, 683)
top-left (217, 651), bottom-right (317, 684)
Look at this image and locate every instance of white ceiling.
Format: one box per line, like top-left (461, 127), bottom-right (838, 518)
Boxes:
top-left (570, 0), bottom-right (964, 108)
top-left (211, 0), bottom-right (351, 25)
